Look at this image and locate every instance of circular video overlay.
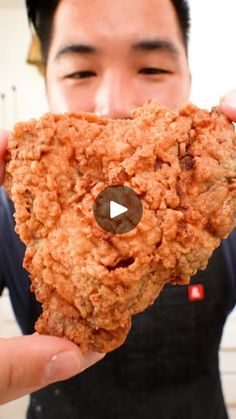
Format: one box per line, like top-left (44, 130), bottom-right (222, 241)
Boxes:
top-left (93, 185), bottom-right (143, 234)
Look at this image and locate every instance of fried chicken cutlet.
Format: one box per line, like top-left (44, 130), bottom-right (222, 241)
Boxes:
top-left (4, 100), bottom-right (236, 353)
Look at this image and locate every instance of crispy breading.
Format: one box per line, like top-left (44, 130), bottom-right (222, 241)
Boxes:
top-left (4, 100), bottom-right (236, 353)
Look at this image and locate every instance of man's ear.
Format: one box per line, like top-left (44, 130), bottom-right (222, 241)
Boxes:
top-left (188, 71), bottom-right (192, 91)
top-left (185, 69), bottom-right (192, 100)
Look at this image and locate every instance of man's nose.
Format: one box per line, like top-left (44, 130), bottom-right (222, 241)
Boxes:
top-left (94, 72), bottom-right (135, 119)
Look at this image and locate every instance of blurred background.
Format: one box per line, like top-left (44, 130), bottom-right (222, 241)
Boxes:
top-left (0, 0), bottom-right (236, 418)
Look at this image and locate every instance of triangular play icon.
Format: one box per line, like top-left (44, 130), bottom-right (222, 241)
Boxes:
top-left (109, 201), bottom-right (128, 219)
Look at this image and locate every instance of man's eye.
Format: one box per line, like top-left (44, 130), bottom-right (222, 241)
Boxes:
top-left (139, 68), bottom-right (171, 75)
top-left (65, 71), bottom-right (96, 79)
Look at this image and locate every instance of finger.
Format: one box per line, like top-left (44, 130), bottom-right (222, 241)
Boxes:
top-left (0, 334), bottom-right (105, 405)
top-left (220, 90), bottom-right (236, 121)
top-left (0, 129), bottom-right (8, 185)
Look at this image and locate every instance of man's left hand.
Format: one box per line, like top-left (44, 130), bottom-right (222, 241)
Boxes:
top-left (220, 90), bottom-right (236, 121)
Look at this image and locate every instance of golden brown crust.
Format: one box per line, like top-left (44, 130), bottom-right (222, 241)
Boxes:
top-left (4, 100), bottom-right (236, 353)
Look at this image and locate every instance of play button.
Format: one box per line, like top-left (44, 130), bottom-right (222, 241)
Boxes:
top-left (110, 201), bottom-right (128, 219)
top-left (93, 185), bottom-right (143, 234)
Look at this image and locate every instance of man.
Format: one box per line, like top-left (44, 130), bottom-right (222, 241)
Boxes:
top-left (0, 0), bottom-right (236, 417)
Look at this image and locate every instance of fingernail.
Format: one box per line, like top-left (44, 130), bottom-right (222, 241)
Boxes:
top-left (81, 351), bottom-right (106, 371)
top-left (45, 351), bottom-right (82, 384)
top-left (221, 90), bottom-right (236, 109)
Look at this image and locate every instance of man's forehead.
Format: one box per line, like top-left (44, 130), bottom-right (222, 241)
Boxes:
top-left (51, 1), bottom-right (184, 50)
top-left (53, 0), bottom-right (181, 37)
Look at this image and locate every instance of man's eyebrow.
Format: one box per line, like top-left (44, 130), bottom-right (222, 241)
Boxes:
top-left (54, 44), bottom-right (98, 60)
top-left (131, 39), bottom-right (179, 57)
top-left (54, 39), bottom-right (179, 61)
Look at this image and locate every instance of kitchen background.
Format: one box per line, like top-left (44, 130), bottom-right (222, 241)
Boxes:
top-left (0, 0), bottom-right (236, 418)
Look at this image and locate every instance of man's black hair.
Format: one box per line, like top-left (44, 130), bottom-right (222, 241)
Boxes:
top-left (26, 0), bottom-right (59, 63)
top-left (26, 0), bottom-right (190, 64)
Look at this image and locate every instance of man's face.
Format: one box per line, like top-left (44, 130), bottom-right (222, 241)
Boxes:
top-left (46, 0), bottom-right (191, 117)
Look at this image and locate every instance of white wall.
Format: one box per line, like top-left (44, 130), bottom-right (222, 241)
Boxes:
top-left (0, 0), bottom-right (48, 129)
top-left (189, 0), bottom-right (236, 108)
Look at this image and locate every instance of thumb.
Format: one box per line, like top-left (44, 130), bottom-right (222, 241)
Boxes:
top-left (220, 90), bottom-right (236, 121)
top-left (0, 334), bottom-right (105, 405)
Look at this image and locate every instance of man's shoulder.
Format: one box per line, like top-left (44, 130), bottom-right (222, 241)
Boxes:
top-left (222, 228), bottom-right (236, 259)
top-left (0, 186), bottom-right (8, 205)
top-left (0, 187), bottom-right (25, 257)
top-left (222, 228), bottom-right (236, 299)
top-left (0, 186), bottom-right (13, 210)
top-left (0, 187), bottom-right (14, 229)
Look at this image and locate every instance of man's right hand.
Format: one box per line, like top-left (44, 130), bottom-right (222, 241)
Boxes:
top-left (0, 130), bottom-right (8, 185)
top-left (0, 334), bottom-right (105, 405)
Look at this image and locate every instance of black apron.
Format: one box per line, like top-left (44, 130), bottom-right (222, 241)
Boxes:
top-left (27, 245), bottom-right (231, 419)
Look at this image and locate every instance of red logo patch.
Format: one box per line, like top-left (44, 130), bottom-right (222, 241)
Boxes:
top-left (188, 284), bottom-right (205, 301)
